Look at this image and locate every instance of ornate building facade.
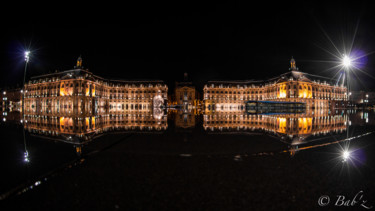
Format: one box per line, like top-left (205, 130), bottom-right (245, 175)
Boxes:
top-left (203, 58), bottom-right (347, 111)
top-left (203, 110), bottom-right (347, 146)
top-left (24, 110), bottom-right (167, 143)
top-left (23, 57), bottom-right (168, 117)
top-left (174, 73), bottom-right (197, 108)
top-left (204, 111), bottom-right (346, 135)
top-left (1, 88), bottom-right (22, 112)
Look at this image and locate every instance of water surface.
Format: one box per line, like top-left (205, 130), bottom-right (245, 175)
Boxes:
top-left (1, 109), bottom-right (374, 209)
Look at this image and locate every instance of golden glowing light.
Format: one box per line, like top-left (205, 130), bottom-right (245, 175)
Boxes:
top-left (85, 117), bottom-right (90, 128)
top-left (92, 84), bottom-right (95, 97)
top-left (277, 117), bottom-right (287, 133)
top-left (59, 117), bottom-right (73, 131)
top-left (298, 117), bottom-right (312, 134)
top-left (92, 117), bottom-right (95, 130)
top-left (86, 84), bottom-right (90, 96)
top-left (60, 82), bottom-right (73, 96)
top-left (277, 84), bottom-right (287, 98)
top-left (298, 85), bottom-right (312, 99)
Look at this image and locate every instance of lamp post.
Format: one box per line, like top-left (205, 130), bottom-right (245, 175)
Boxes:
top-left (22, 51), bottom-right (30, 114)
top-left (23, 51), bottom-right (30, 163)
top-left (342, 54), bottom-right (352, 108)
top-left (342, 54), bottom-right (352, 141)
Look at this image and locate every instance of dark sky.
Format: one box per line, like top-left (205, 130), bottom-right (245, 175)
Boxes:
top-left (1, 1), bottom-right (375, 92)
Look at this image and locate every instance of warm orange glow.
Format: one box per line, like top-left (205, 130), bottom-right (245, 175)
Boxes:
top-left (91, 117), bottom-right (95, 129)
top-left (298, 85), bottom-right (312, 99)
top-left (59, 117), bottom-right (64, 125)
top-left (291, 59), bottom-right (296, 69)
top-left (277, 84), bottom-right (287, 98)
top-left (92, 84), bottom-right (95, 97)
top-left (59, 117), bottom-right (73, 131)
top-left (86, 84), bottom-right (90, 96)
top-left (85, 117), bottom-right (90, 129)
top-left (298, 117), bottom-right (312, 134)
top-left (77, 60), bottom-right (82, 67)
top-left (60, 82), bottom-right (73, 96)
top-left (277, 117), bottom-right (287, 133)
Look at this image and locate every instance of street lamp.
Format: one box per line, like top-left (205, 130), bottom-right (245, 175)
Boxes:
top-left (342, 55), bottom-right (351, 68)
top-left (23, 51), bottom-right (30, 88)
top-left (342, 54), bottom-right (352, 108)
top-left (342, 150), bottom-right (351, 162)
top-left (341, 54), bottom-right (352, 140)
top-left (24, 151), bottom-right (30, 163)
top-left (25, 51), bottom-right (30, 62)
top-left (22, 51), bottom-right (30, 115)
top-left (22, 51), bottom-right (30, 164)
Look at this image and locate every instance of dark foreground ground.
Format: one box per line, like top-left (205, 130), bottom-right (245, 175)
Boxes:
top-left (1, 129), bottom-right (375, 210)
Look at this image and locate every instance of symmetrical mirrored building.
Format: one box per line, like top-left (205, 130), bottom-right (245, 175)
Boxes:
top-left (174, 73), bottom-right (197, 108)
top-left (203, 110), bottom-right (346, 134)
top-left (19, 57), bottom-right (169, 144)
top-left (24, 110), bottom-right (168, 144)
top-left (203, 58), bottom-right (347, 111)
top-left (23, 57), bottom-right (168, 117)
top-left (0, 56), bottom-right (356, 147)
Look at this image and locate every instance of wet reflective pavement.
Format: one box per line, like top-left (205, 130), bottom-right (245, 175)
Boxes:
top-left (1, 109), bottom-right (375, 210)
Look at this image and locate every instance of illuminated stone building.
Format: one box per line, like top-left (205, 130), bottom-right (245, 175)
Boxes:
top-left (175, 73), bottom-right (197, 108)
top-left (23, 57), bottom-right (168, 117)
top-left (23, 110), bottom-right (168, 156)
top-left (203, 58), bottom-right (347, 111)
top-left (173, 109), bottom-right (196, 129)
top-left (0, 88), bottom-right (22, 111)
top-left (24, 110), bottom-right (167, 143)
top-left (203, 111), bottom-right (347, 143)
top-left (203, 110), bottom-right (348, 157)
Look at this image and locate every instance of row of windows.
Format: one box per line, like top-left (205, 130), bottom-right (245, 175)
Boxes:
top-left (205, 88), bottom-right (346, 94)
top-left (27, 83), bottom-right (167, 91)
top-left (109, 104), bottom-right (151, 110)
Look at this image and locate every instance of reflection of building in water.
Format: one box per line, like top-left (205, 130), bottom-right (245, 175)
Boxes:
top-left (174, 73), bottom-right (198, 108)
top-left (203, 58), bottom-right (347, 111)
top-left (168, 109), bottom-right (199, 142)
top-left (203, 111), bottom-right (347, 142)
top-left (348, 110), bottom-right (375, 126)
top-left (0, 111), bottom-right (21, 123)
top-left (23, 57), bottom-right (168, 117)
top-left (0, 88), bottom-right (22, 112)
top-left (24, 111), bottom-right (167, 143)
top-left (350, 91), bottom-right (375, 106)
top-left (174, 110), bottom-right (196, 129)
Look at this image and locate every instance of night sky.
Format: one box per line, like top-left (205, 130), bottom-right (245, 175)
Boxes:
top-left (1, 1), bottom-right (375, 92)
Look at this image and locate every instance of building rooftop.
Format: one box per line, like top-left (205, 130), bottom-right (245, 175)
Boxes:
top-left (29, 68), bottom-right (165, 85)
top-left (29, 56), bottom-right (165, 85)
top-left (206, 58), bottom-right (339, 87)
top-left (175, 81), bottom-right (194, 87)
